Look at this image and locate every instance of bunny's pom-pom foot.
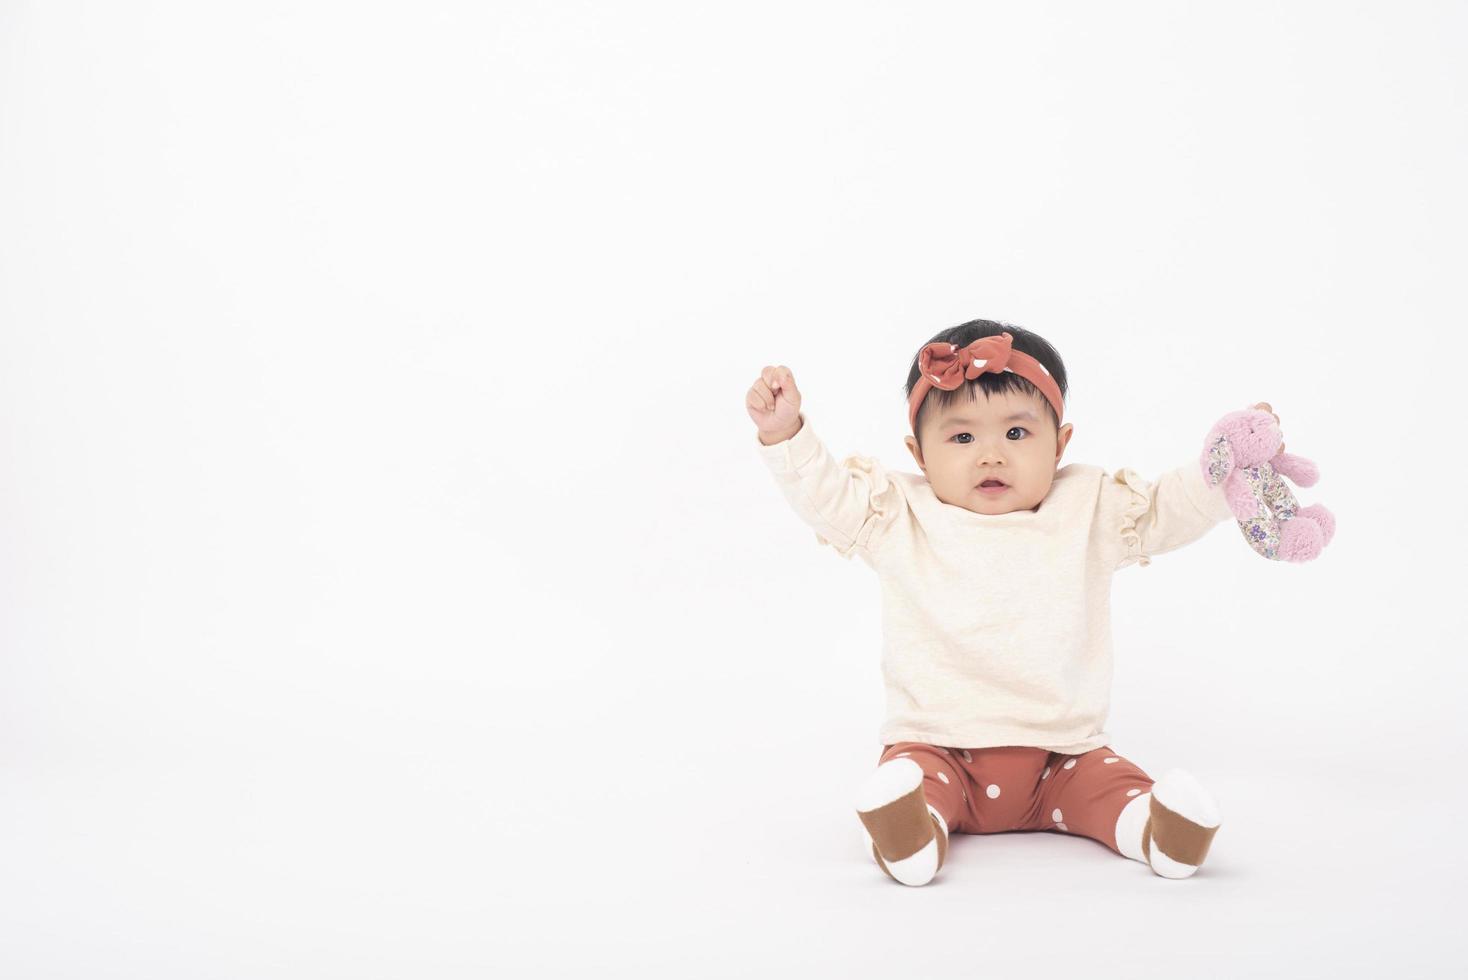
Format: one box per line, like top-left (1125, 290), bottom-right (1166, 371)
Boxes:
top-left (1278, 516), bottom-right (1324, 562)
top-left (1297, 503), bottom-right (1335, 547)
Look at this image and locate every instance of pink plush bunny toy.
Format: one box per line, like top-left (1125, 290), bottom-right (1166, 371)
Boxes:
top-left (1200, 407), bottom-right (1335, 562)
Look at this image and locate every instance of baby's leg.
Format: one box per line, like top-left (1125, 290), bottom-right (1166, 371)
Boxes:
top-left (1038, 746), bottom-right (1221, 878)
top-left (855, 743), bottom-right (962, 886)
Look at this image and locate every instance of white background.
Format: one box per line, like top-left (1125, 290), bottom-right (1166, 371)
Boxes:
top-left (2, 1), bottom-right (1465, 976)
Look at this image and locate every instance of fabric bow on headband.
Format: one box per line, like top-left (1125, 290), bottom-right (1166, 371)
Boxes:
top-left (907, 331), bottom-right (1065, 435)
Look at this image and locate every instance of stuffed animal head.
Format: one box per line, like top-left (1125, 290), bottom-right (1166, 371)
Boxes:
top-left (1201, 409), bottom-right (1283, 486)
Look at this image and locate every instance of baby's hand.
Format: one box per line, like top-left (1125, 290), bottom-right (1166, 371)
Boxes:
top-left (747, 365), bottom-right (803, 439)
top-left (1251, 401), bottom-right (1285, 454)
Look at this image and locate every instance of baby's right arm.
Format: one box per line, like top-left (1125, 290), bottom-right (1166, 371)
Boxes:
top-left (747, 365), bottom-right (901, 560)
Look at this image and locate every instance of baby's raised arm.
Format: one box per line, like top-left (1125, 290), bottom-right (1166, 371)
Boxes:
top-left (1110, 402), bottom-right (1284, 569)
top-left (747, 365), bottom-right (900, 561)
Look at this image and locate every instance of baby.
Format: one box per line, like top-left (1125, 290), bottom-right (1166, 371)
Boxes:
top-left (747, 320), bottom-right (1286, 885)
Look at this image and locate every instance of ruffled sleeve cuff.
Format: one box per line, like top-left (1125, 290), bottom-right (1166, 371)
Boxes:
top-left (820, 453), bottom-right (902, 558)
top-left (1112, 467), bottom-right (1154, 568)
top-left (754, 413), bottom-right (903, 559)
top-left (1110, 460), bottom-right (1235, 569)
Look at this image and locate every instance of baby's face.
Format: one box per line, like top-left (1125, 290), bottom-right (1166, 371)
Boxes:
top-left (904, 388), bottom-right (1074, 514)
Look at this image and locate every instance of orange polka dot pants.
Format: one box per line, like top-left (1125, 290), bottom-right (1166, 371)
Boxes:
top-left (878, 742), bottom-right (1155, 854)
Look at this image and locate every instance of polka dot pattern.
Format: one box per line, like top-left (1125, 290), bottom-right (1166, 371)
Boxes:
top-left (874, 743), bottom-right (1156, 846)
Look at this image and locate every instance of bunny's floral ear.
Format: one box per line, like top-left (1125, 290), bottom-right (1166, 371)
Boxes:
top-left (1200, 430), bottom-right (1234, 487)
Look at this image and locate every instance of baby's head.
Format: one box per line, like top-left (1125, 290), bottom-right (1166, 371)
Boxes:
top-left (903, 319), bottom-right (1073, 515)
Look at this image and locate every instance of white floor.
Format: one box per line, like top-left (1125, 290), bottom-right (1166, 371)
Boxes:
top-left (1, 725), bottom-right (1462, 978)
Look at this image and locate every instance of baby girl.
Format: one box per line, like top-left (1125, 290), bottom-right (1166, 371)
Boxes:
top-left (747, 320), bottom-right (1286, 885)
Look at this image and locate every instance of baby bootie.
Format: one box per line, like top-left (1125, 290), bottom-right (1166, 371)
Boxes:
top-left (855, 757), bottom-right (949, 886)
top-left (1142, 768), bottom-right (1222, 879)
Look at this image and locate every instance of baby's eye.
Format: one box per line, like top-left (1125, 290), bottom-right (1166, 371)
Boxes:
top-left (952, 428), bottom-right (1028, 444)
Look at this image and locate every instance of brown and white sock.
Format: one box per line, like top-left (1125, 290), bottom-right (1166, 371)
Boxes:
top-left (855, 757), bottom-right (949, 886)
top-left (1117, 768), bottom-right (1221, 879)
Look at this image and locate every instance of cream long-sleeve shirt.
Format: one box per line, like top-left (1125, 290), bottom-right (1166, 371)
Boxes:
top-left (756, 413), bottom-right (1236, 755)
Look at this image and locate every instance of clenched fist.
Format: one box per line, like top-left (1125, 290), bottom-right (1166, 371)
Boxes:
top-left (748, 365), bottom-right (803, 444)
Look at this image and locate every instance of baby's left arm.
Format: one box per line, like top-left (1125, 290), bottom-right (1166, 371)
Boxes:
top-left (1111, 463), bottom-right (1235, 569)
top-left (1110, 403), bottom-right (1282, 569)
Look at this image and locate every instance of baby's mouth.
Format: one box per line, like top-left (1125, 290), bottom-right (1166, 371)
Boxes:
top-left (977, 479), bottom-right (1008, 489)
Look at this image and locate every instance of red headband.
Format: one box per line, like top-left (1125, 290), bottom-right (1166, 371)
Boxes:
top-left (908, 331), bottom-right (1065, 435)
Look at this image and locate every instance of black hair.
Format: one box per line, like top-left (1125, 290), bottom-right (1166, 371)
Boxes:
top-left (904, 318), bottom-right (1069, 450)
